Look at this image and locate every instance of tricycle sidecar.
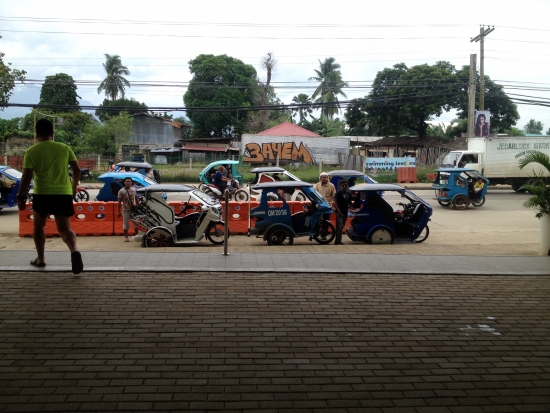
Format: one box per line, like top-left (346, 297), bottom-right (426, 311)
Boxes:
top-left (0, 165), bottom-right (33, 210)
top-left (346, 183), bottom-right (432, 244)
top-left (96, 172), bottom-right (159, 202)
top-left (248, 167), bottom-right (307, 201)
top-left (131, 184), bottom-right (228, 247)
top-left (248, 180), bottom-right (336, 245)
top-left (432, 168), bottom-right (489, 210)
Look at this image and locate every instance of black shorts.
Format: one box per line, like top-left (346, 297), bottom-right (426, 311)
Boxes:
top-left (32, 194), bottom-right (75, 217)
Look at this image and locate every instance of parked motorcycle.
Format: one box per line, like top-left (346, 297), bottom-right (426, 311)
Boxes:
top-left (68, 165), bottom-right (93, 180)
top-left (73, 186), bottom-right (90, 202)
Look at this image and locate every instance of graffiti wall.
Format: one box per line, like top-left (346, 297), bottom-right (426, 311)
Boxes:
top-left (241, 135), bottom-right (350, 164)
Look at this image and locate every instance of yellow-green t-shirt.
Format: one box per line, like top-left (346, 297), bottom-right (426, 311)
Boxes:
top-left (23, 140), bottom-right (77, 195)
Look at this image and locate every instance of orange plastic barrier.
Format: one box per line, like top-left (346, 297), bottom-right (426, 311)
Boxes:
top-left (71, 202), bottom-right (114, 236)
top-left (18, 203), bottom-right (57, 237)
top-left (397, 167), bottom-right (418, 183)
top-left (224, 202), bottom-right (257, 235)
top-left (19, 202), bottom-right (114, 237)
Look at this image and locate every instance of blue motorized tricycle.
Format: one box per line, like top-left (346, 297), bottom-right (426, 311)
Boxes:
top-left (198, 159), bottom-right (248, 201)
top-left (0, 165), bottom-right (33, 211)
top-left (432, 168), bottom-right (489, 210)
top-left (346, 183), bottom-right (432, 244)
top-left (248, 180), bottom-right (336, 245)
top-left (96, 172), bottom-right (161, 202)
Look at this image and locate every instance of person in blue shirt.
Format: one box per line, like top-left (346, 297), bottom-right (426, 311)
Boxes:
top-left (214, 166), bottom-right (232, 192)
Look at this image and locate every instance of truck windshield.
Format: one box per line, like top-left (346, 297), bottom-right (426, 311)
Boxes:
top-left (441, 152), bottom-right (460, 167)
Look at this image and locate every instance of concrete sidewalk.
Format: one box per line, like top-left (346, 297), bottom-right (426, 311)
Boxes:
top-left (1, 250), bottom-right (548, 275)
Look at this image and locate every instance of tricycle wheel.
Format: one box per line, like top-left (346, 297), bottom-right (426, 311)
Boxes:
top-left (471, 197), bottom-right (485, 207)
top-left (313, 220), bottom-right (336, 244)
top-left (414, 226), bottom-right (429, 243)
top-left (234, 189), bottom-right (249, 202)
top-left (144, 227), bottom-right (173, 247)
top-left (437, 200), bottom-right (450, 207)
top-left (453, 195), bottom-right (469, 210)
top-left (206, 222), bottom-right (229, 244)
top-left (369, 228), bottom-right (394, 244)
top-left (294, 191), bottom-right (307, 202)
top-left (73, 188), bottom-right (90, 202)
top-left (267, 227), bottom-right (294, 246)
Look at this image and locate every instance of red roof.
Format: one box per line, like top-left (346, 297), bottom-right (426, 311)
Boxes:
top-left (183, 146), bottom-right (228, 152)
top-left (257, 122), bottom-right (321, 137)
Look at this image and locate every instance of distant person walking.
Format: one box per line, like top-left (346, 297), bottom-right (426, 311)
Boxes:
top-left (17, 119), bottom-right (84, 274)
top-left (332, 180), bottom-right (352, 245)
top-left (117, 177), bottom-right (140, 242)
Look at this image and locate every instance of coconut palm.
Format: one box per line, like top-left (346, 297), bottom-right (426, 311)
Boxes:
top-left (309, 57), bottom-right (349, 120)
top-left (518, 151), bottom-right (550, 218)
top-left (97, 54), bottom-right (131, 101)
top-left (291, 94), bottom-right (313, 124)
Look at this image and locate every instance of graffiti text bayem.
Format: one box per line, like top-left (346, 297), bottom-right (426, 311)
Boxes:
top-left (244, 141), bottom-right (314, 163)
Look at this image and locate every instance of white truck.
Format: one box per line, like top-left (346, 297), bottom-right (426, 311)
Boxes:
top-left (440, 136), bottom-right (550, 191)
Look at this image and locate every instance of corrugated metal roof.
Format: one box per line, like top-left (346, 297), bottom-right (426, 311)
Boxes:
top-left (183, 146), bottom-right (228, 152)
top-left (257, 122), bottom-right (321, 137)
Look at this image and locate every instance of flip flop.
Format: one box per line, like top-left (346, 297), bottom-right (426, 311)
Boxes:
top-left (71, 251), bottom-right (84, 275)
top-left (30, 259), bottom-right (46, 268)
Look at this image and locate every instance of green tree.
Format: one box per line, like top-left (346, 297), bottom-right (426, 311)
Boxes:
top-left (454, 66), bottom-right (519, 133)
top-left (0, 37), bottom-right (26, 110)
top-left (309, 57), bottom-right (349, 119)
top-left (365, 62), bottom-right (462, 138)
top-left (344, 98), bottom-right (377, 136)
top-left (444, 118), bottom-right (468, 138)
top-left (39, 73), bottom-right (81, 113)
top-left (95, 97), bottom-right (147, 123)
top-left (80, 113), bottom-right (133, 157)
top-left (427, 123), bottom-right (446, 137)
top-left (291, 94), bottom-right (314, 124)
top-left (504, 126), bottom-right (525, 136)
top-left (523, 119), bottom-right (544, 134)
top-left (183, 54), bottom-right (257, 138)
top-left (97, 54), bottom-right (131, 101)
top-left (300, 115), bottom-right (345, 137)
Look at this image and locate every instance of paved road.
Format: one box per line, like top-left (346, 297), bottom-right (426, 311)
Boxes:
top-left (1, 270), bottom-right (549, 412)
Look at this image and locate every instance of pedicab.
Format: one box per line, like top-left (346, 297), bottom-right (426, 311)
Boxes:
top-left (198, 159), bottom-right (248, 201)
top-left (112, 161), bottom-right (161, 182)
top-left (96, 172), bottom-right (161, 202)
top-left (326, 169), bottom-right (378, 188)
top-left (248, 180), bottom-right (336, 245)
top-left (247, 167), bottom-right (307, 201)
top-left (0, 165), bottom-right (33, 210)
top-left (432, 168), bottom-right (489, 210)
top-left (131, 184), bottom-right (228, 247)
top-left (345, 183), bottom-right (432, 244)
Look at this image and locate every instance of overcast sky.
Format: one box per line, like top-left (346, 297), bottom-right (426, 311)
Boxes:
top-left (1, 0), bottom-right (549, 130)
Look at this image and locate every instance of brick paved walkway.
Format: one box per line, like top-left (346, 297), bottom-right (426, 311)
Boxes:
top-left (1, 271), bottom-right (549, 412)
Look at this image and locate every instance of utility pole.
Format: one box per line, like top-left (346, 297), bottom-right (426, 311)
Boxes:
top-left (471, 25), bottom-right (495, 110)
top-left (467, 54), bottom-right (477, 138)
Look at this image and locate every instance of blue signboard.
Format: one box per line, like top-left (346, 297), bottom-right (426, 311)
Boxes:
top-left (365, 157), bottom-right (416, 170)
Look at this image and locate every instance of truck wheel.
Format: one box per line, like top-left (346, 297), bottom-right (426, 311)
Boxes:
top-left (437, 200), bottom-right (450, 207)
top-left (267, 227), bottom-right (294, 246)
top-left (369, 227), bottom-right (394, 244)
top-left (472, 197), bottom-right (485, 207)
top-left (511, 181), bottom-right (526, 193)
top-left (453, 195), bottom-right (469, 211)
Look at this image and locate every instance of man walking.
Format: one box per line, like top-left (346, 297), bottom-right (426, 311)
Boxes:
top-left (117, 177), bottom-right (139, 242)
top-left (314, 172), bottom-right (336, 239)
top-left (333, 180), bottom-right (352, 245)
top-left (17, 119), bottom-right (84, 274)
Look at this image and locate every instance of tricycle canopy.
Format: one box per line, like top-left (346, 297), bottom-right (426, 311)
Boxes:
top-left (114, 161), bottom-right (153, 171)
top-left (96, 171), bottom-right (157, 202)
top-left (136, 184), bottom-right (218, 206)
top-left (327, 169), bottom-right (377, 188)
top-left (199, 160), bottom-right (243, 186)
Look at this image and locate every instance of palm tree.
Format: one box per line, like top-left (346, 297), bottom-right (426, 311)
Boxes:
top-left (291, 94), bottom-right (313, 124)
top-left (97, 54), bottom-right (131, 101)
top-left (309, 57), bottom-right (348, 120)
